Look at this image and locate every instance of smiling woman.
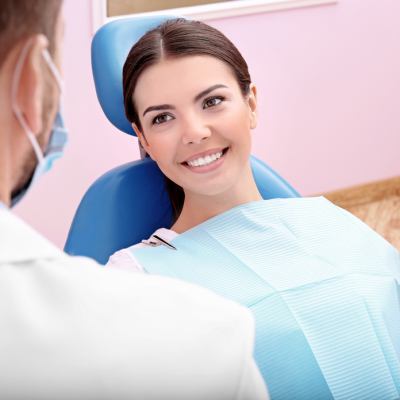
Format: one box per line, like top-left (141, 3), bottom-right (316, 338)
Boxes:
top-left (131, 55), bottom-right (258, 230)
top-left (123, 19), bottom-right (258, 224)
top-left (108, 18), bottom-right (400, 400)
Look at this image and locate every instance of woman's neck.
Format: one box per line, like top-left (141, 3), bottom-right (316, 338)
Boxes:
top-left (171, 166), bottom-right (262, 233)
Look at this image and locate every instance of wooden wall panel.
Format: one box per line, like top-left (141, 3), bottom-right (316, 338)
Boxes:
top-left (324, 177), bottom-right (400, 250)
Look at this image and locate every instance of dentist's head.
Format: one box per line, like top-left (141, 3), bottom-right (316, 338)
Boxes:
top-left (0, 0), bottom-right (64, 207)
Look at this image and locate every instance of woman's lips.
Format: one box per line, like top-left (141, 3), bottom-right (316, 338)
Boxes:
top-left (182, 147), bottom-right (229, 174)
top-left (182, 147), bottom-right (226, 164)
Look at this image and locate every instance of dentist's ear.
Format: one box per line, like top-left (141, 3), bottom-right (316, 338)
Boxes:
top-left (133, 123), bottom-right (154, 159)
top-left (16, 34), bottom-right (49, 137)
top-left (248, 83), bottom-right (258, 130)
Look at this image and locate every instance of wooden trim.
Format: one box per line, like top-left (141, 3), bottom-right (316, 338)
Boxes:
top-left (323, 176), bottom-right (400, 210)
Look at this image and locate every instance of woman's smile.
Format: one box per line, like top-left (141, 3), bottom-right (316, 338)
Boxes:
top-left (181, 147), bottom-right (229, 173)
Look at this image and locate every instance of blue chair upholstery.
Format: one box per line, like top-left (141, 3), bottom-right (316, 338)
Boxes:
top-left (64, 16), bottom-right (300, 265)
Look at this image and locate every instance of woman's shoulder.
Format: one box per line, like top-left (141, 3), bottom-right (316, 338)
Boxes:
top-left (262, 195), bottom-right (333, 209)
top-left (269, 196), bottom-right (399, 268)
top-left (106, 228), bottom-right (179, 272)
top-left (262, 195), bottom-right (372, 235)
top-left (260, 196), bottom-right (351, 218)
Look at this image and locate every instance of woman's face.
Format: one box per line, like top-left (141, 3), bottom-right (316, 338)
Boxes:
top-left (133, 55), bottom-right (257, 198)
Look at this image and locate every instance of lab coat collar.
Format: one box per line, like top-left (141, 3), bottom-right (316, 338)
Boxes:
top-left (0, 207), bottom-right (64, 263)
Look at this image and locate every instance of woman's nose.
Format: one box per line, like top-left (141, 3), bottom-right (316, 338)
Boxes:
top-left (181, 116), bottom-right (211, 145)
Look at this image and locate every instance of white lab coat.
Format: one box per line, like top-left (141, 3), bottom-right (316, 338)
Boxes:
top-left (0, 207), bottom-right (267, 400)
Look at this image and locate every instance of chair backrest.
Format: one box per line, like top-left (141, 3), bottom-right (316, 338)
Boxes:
top-left (64, 16), bottom-right (300, 264)
top-left (91, 15), bottom-right (174, 136)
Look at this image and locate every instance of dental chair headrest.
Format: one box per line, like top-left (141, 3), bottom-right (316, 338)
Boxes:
top-left (91, 15), bottom-right (173, 136)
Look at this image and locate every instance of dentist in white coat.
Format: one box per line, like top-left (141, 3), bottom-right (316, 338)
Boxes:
top-left (0, 1), bottom-right (268, 399)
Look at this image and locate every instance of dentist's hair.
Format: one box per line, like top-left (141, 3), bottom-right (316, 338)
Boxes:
top-left (123, 18), bottom-right (252, 220)
top-left (0, 0), bottom-right (62, 69)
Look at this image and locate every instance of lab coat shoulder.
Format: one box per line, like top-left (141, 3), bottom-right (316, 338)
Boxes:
top-left (0, 209), bottom-right (267, 399)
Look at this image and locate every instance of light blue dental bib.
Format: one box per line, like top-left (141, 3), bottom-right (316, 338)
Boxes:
top-left (132, 197), bottom-right (400, 400)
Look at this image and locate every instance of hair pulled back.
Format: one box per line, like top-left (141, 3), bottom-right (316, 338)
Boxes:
top-left (122, 18), bottom-right (252, 221)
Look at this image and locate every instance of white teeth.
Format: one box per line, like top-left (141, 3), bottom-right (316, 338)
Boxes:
top-left (187, 151), bottom-right (223, 167)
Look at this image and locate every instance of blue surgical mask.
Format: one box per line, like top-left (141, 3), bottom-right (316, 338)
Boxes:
top-left (11, 39), bottom-right (68, 207)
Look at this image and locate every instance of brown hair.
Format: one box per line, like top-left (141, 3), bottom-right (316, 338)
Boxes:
top-left (0, 0), bottom-right (62, 69)
top-left (123, 18), bottom-right (252, 221)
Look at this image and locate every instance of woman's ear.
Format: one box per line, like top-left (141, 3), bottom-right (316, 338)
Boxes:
top-left (17, 35), bottom-right (49, 137)
top-left (133, 123), bottom-right (153, 159)
top-left (247, 83), bottom-right (258, 130)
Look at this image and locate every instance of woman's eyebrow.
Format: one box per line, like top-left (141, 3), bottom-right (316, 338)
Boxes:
top-left (194, 84), bottom-right (228, 102)
top-left (143, 104), bottom-right (175, 117)
top-left (142, 84), bottom-right (227, 116)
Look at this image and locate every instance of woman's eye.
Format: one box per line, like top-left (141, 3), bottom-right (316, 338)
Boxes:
top-left (152, 113), bottom-right (173, 125)
top-left (203, 96), bottom-right (224, 109)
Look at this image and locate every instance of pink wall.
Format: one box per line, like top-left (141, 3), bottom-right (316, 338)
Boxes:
top-left (14, 0), bottom-right (400, 248)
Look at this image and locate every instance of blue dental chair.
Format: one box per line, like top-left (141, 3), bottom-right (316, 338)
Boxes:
top-left (64, 16), bottom-right (300, 265)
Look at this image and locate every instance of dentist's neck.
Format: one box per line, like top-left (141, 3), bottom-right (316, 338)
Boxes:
top-left (0, 99), bottom-right (11, 207)
top-left (0, 140), bottom-right (11, 207)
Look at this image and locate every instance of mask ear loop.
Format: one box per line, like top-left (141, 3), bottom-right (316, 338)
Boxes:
top-left (41, 48), bottom-right (66, 138)
top-left (41, 49), bottom-right (63, 92)
top-left (11, 38), bottom-right (44, 164)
